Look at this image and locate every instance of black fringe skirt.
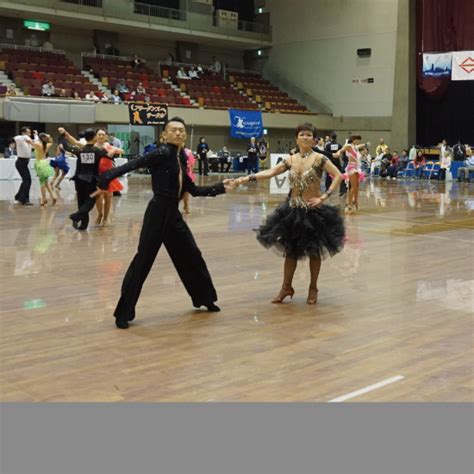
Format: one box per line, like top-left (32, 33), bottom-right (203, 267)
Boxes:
top-left (256, 201), bottom-right (345, 260)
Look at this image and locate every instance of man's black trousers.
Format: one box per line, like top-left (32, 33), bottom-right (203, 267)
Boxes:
top-left (114, 197), bottom-right (218, 323)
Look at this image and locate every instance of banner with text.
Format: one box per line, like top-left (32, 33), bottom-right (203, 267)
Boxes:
top-left (451, 51), bottom-right (474, 81)
top-left (128, 103), bottom-right (168, 126)
top-left (229, 109), bottom-right (263, 139)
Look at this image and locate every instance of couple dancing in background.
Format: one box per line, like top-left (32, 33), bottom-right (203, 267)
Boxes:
top-left (95, 117), bottom-right (345, 329)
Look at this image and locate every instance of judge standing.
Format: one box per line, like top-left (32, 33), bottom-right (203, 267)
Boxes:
top-left (196, 137), bottom-right (210, 176)
top-left (14, 127), bottom-right (38, 205)
top-left (247, 137), bottom-right (258, 174)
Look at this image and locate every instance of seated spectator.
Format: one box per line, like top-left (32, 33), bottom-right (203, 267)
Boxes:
top-left (71, 90), bottom-right (81, 100)
top-left (188, 66), bottom-right (199, 79)
top-left (42, 40), bottom-right (53, 50)
top-left (135, 81), bottom-right (147, 95)
top-left (218, 146), bottom-right (231, 173)
top-left (359, 146), bottom-right (371, 173)
top-left (380, 149), bottom-right (392, 178)
top-left (111, 89), bottom-right (122, 104)
top-left (177, 67), bottom-right (189, 79)
top-left (387, 151), bottom-right (400, 179)
top-left (117, 79), bottom-right (129, 95)
top-left (370, 152), bottom-right (382, 176)
top-left (100, 93), bottom-right (109, 103)
top-left (85, 90), bottom-right (100, 102)
top-left (5, 84), bottom-right (17, 96)
top-left (4, 140), bottom-right (16, 158)
top-left (414, 151), bottom-right (426, 179)
top-left (438, 151), bottom-right (451, 181)
top-left (399, 149), bottom-right (409, 170)
top-left (58, 88), bottom-right (68, 98)
top-left (42, 81), bottom-right (56, 97)
top-left (457, 147), bottom-right (474, 182)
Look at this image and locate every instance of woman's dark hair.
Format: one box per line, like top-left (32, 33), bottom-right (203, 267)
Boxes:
top-left (38, 133), bottom-right (49, 152)
top-left (96, 128), bottom-right (108, 135)
top-left (200, 136), bottom-right (206, 142)
top-left (20, 126), bottom-right (30, 134)
top-left (349, 135), bottom-right (362, 142)
top-left (295, 122), bottom-right (316, 137)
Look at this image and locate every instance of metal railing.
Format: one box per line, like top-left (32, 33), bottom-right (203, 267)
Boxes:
top-left (238, 20), bottom-right (271, 35)
top-left (60, 0), bottom-right (102, 7)
top-left (134, 2), bottom-right (186, 22)
top-left (0, 43), bottom-right (66, 55)
top-left (3, 0), bottom-right (270, 39)
top-left (81, 52), bottom-right (147, 70)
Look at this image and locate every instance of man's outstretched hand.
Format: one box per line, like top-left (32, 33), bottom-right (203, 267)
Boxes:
top-left (223, 179), bottom-right (238, 191)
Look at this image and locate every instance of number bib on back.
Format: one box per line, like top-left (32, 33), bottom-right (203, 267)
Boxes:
top-left (80, 152), bottom-right (95, 164)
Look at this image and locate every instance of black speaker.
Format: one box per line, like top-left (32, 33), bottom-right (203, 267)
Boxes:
top-left (357, 48), bottom-right (372, 57)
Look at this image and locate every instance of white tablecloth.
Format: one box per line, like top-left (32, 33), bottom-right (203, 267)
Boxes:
top-left (0, 157), bottom-right (128, 180)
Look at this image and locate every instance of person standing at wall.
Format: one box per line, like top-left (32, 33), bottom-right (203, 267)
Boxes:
top-left (14, 127), bottom-right (38, 206)
top-left (197, 137), bottom-right (210, 176)
top-left (324, 132), bottom-right (343, 191)
top-left (247, 137), bottom-right (258, 174)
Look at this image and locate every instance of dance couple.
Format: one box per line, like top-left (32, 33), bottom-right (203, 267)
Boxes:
top-left (93, 118), bottom-right (345, 329)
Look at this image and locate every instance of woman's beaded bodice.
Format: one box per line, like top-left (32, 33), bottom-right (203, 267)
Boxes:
top-left (283, 153), bottom-right (328, 208)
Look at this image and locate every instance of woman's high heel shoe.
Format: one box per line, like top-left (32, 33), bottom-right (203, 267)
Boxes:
top-left (307, 286), bottom-right (319, 305)
top-left (271, 286), bottom-right (295, 304)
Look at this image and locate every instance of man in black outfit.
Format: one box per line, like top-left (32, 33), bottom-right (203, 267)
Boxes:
top-left (58, 127), bottom-right (113, 230)
top-left (247, 137), bottom-right (258, 174)
top-left (324, 132), bottom-right (346, 194)
top-left (96, 117), bottom-right (235, 329)
top-left (196, 137), bottom-right (210, 176)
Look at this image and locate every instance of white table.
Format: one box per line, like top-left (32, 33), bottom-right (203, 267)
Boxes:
top-left (0, 157), bottom-right (128, 180)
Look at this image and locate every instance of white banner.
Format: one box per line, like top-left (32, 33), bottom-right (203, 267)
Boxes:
top-left (451, 51), bottom-right (474, 81)
top-left (422, 52), bottom-right (452, 77)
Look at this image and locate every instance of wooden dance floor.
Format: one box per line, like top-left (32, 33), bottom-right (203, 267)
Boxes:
top-left (1, 175), bottom-right (473, 402)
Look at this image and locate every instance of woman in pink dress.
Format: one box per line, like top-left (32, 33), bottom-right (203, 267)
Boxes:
top-left (336, 135), bottom-right (370, 214)
top-left (181, 148), bottom-right (196, 214)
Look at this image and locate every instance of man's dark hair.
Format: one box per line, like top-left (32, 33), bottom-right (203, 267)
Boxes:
top-left (330, 132), bottom-right (337, 140)
top-left (20, 126), bottom-right (30, 134)
top-left (165, 116), bottom-right (186, 128)
top-left (84, 128), bottom-right (96, 141)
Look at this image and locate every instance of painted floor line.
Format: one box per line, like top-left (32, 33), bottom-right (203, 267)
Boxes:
top-left (328, 375), bottom-right (405, 402)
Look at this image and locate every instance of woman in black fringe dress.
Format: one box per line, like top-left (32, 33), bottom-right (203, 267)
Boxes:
top-left (237, 123), bottom-right (345, 305)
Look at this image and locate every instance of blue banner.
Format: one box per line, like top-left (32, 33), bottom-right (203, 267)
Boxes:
top-left (422, 52), bottom-right (452, 77)
top-left (229, 109), bottom-right (263, 139)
